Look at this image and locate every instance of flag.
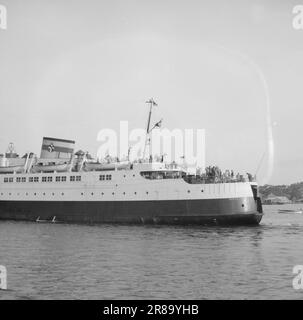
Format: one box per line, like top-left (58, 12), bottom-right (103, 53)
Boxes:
top-left (146, 98), bottom-right (158, 106)
top-left (154, 119), bottom-right (162, 128)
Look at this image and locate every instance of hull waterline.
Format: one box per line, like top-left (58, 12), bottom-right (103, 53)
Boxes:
top-left (0, 197), bottom-right (263, 226)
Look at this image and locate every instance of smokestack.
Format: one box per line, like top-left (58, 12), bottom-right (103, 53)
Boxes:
top-left (40, 137), bottom-right (75, 159)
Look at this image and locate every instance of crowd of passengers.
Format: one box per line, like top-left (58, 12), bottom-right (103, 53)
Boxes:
top-left (141, 166), bottom-right (255, 183)
top-left (194, 166), bottom-right (255, 183)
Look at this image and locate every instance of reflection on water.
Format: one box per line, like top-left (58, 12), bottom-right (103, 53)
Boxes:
top-left (1, 204), bottom-right (303, 300)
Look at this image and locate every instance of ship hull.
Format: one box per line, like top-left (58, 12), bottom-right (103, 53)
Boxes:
top-left (0, 197), bottom-right (263, 226)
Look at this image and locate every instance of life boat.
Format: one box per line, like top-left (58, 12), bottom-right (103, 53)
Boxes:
top-left (83, 161), bottom-right (131, 171)
top-left (31, 162), bottom-right (73, 173)
top-left (0, 165), bottom-right (24, 174)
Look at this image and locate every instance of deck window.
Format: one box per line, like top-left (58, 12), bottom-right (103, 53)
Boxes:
top-left (70, 176), bottom-right (75, 182)
top-left (76, 176), bottom-right (81, 181)
top-left (42, 177), bottom-right (47, 182)
top-left (56, 177), bottom-right (60, 182)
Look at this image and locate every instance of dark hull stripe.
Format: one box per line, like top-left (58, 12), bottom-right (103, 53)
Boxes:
top-left (43, 137), bottom-right (75, 144)
top-left (41, 145), bottom-right (74, 154)
top-left (0, 197), bottom-right (263, 225)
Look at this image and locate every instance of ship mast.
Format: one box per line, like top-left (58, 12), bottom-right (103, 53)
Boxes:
top-left (143, 98), bottom-right (157, 159)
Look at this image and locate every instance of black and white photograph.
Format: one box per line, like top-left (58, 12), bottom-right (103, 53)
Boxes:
top-left (0, 0), bottom-right (303, 308)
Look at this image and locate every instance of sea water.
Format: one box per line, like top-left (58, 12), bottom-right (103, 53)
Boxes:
top-left (0, 204), bottom-right (303, 299)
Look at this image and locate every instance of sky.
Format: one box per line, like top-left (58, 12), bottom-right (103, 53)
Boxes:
top-left (0, 0), bottom-right (302, 185)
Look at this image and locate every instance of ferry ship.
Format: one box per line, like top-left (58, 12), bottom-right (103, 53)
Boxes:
top-left (0, 100), bottom-right (263, 225)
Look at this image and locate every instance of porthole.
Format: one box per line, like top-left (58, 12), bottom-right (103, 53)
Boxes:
top-left (81, 193), bottom-right (84, 196)
top-left (201, 190), bottom-right (204, 192)
top-left (242, 204), bottom-right (244, 207)
top-left (52, 193), bottom-right (55, 196)
top-left (187, 190), bottom-right (190, 193)
top-left (112, 192), bottom-right (115, 195)
top-left (61, 193), bottom-right (64, 196)
top-left (123, 192), bottom-right (125, 195)
top-left (146, 192), bottom-right (149, 194)
top-left (134, 192), bottom-right (137, 195)
top-left (91, 193), bottom-right (94, 196)
top-left (101, 192), bottom-right (104, 195)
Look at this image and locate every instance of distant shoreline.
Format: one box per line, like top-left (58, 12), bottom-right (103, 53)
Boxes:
top-left (259, 182), bottom-right (303, 204)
